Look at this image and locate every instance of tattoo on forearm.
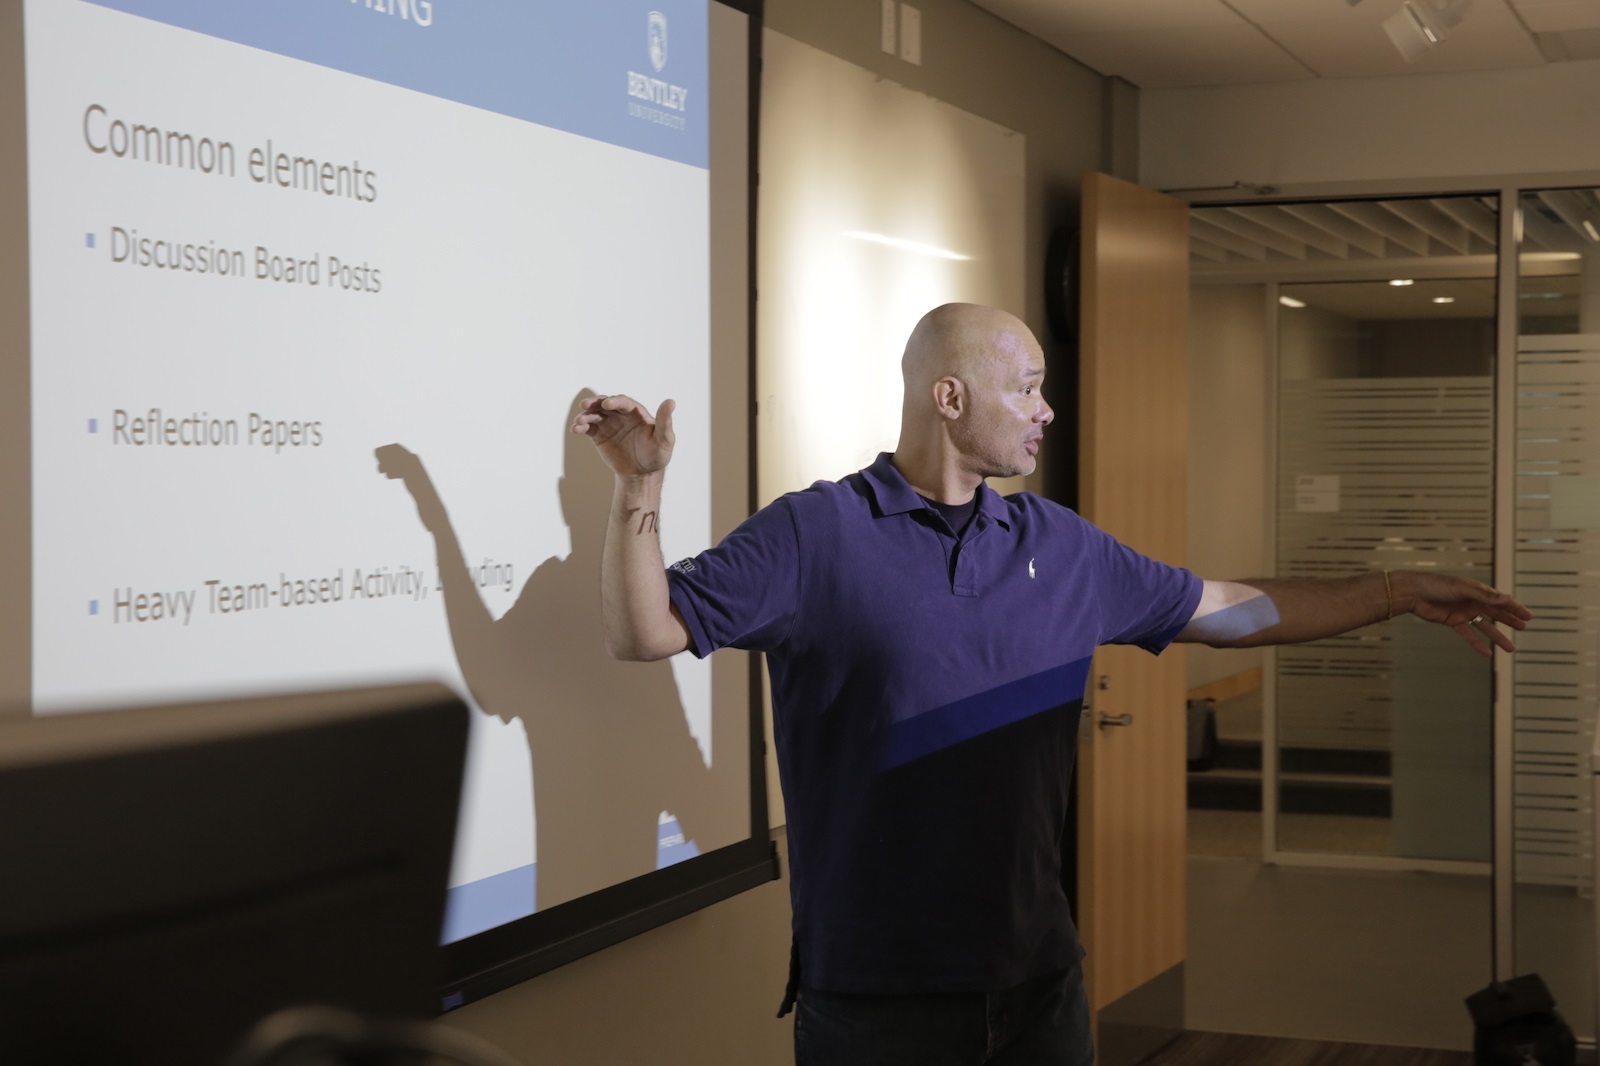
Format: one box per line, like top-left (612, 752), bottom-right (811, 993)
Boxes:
top-left (620, 506), bottom-right (659, 536)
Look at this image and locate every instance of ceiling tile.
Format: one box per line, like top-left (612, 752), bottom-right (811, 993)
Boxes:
top-left (1254, 1), bottom-right (1544, 77)
top-left (1540, 26), bottom-right (1600, 57)
top-left (1036, 25), bottom-right (1317, 87)
top-left (971, 0), bottom-right (1554, 87)
top-left (1227, 0), bottom-right (1400, 23)
top-left (1511, 0), bottom-right (1600, 32)
top-left (970, 0), bottom-right (1243, 38)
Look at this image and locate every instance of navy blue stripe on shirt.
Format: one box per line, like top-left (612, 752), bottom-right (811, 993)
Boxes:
top-left (881, 656), bottom-right (1094, 770)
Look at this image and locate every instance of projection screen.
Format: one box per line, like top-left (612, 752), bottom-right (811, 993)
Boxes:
top-left (1, 0), bottom-right (772, 1006)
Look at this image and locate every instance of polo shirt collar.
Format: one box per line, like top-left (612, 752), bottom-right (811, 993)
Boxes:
top-left (860, 452), bottom-right (1012, 530)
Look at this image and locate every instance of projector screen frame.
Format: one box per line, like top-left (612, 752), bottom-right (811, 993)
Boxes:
top-left (436, 0), bottom-right (775, 1009)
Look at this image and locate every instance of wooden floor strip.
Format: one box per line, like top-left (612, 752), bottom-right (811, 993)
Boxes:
top-left (1140, 1031), bottom-right (1473, 1066)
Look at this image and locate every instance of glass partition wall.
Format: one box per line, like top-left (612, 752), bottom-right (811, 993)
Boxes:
top-left (1191, 190), bottom-right (1598, 1045)
top-left (1511, 187), bottom-right (1600, 1040)
top-left (1275, 273), bottom-right (1495, 863)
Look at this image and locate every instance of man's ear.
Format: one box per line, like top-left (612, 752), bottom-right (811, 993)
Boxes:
top-left (933, 376), bottom-right (964, 420)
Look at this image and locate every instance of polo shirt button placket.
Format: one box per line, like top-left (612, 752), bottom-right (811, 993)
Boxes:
top-left (952, 522), bottom-right (983, 597)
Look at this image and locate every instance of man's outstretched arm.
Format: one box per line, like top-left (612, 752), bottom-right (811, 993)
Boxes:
top-left (571, 393), bottom-right (690, 662)
top-left (1177, 571), bottom-right (1532, 657)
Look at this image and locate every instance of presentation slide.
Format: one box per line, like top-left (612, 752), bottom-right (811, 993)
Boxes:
top-left (23, 0), bottom-right (744, 944)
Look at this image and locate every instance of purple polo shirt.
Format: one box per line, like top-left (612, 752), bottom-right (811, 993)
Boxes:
top-left (666, 453), bottom-right (1201, 995)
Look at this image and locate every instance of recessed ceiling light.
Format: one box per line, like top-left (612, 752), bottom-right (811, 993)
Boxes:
top-left (1279, 295), bottom-right (1307, 308)
top-left (1432, 296), bottom-right (1455, 304)
top-left (1389, 278), bottom-right (1414, 286)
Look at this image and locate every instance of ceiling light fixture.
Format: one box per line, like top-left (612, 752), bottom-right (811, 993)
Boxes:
top-left (842, 231), bottom-right (972, 261)
top-left (1382, 0), bottom-right (1472, 63)
top-left (1433, 296), bottom-right (1455, 304)
top-left (1583, 219), bottom-right (1600, 242)
top-left (1389, 278), bottom-right (1415, 286)
top-left (1279, 295), bottom-right (1307, 308)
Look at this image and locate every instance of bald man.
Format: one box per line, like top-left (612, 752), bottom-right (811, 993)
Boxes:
top-left (572, 303), bottom-right (1529, 1066)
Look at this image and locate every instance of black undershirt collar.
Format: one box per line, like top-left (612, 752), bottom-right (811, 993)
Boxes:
top-left (918, 493), bottom-right (978, 537)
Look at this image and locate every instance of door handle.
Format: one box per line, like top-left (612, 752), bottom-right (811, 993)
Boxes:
top-left (1097, 712), bottom-right (1134, 729)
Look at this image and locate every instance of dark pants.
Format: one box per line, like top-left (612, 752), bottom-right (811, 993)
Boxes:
top-left (793, 962), bottom-right (1095, 1066)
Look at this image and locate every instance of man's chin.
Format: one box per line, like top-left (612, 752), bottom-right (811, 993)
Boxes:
top-left (983, 458), bottom-right (1034, 481)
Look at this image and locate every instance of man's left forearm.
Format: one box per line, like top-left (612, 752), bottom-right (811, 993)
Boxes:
top-left (1179, 571), bottom-right (1528, 656)
top-left (1185, 574), bottom-right (1388, 648)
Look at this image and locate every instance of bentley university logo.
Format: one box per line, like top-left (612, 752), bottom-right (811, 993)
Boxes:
top-left (648, 11), bottom-right (668, 72)
top-left (628, 9), bottom-right (687, 128)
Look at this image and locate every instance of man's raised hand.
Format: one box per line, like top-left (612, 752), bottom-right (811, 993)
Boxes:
top-left (571, 394), bottom-right (676, 478)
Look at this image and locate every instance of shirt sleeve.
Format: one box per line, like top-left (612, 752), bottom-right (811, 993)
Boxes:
top-left (665, 497), bottom-right (801, 659)
top-left (1080, 517), bottom-right (1203, 654)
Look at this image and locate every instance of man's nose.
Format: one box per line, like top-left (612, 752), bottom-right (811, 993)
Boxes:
top-left (1037, 397), bottom-right (1054, 425)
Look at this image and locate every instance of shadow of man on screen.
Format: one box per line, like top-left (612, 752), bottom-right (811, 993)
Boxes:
top-left (375, 389), bottom-right (729, 912)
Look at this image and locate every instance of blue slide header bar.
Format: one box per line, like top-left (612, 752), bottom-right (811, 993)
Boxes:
top-left (84, 0), bottom-right (709, 169)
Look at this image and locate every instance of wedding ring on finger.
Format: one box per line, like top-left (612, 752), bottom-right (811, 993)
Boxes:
top-left (1468, 614), bottom-right (1485, 626)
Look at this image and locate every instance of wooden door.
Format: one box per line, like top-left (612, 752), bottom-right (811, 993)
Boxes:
top-left (1075, 172), bottom-right (1191, 1065)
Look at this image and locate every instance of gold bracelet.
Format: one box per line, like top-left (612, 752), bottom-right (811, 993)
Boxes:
top-left (1383, 569), bottom-right (1394, 621)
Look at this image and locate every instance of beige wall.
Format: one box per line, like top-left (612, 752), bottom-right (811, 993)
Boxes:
top-left (768, 0), bottom-right (1106, 342)
top-left (1187, 285), bottom-right (1267, 690)
top-left (443, 4), bottom-right (1112, 1063)
top-left (442, 833), bottom-right (797, 1066)
top-left (1140, 57), bottom-right (1600, 193)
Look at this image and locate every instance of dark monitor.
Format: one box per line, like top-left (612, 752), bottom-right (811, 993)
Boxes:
top-left (0, 682), bottom-right (468, 1066)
